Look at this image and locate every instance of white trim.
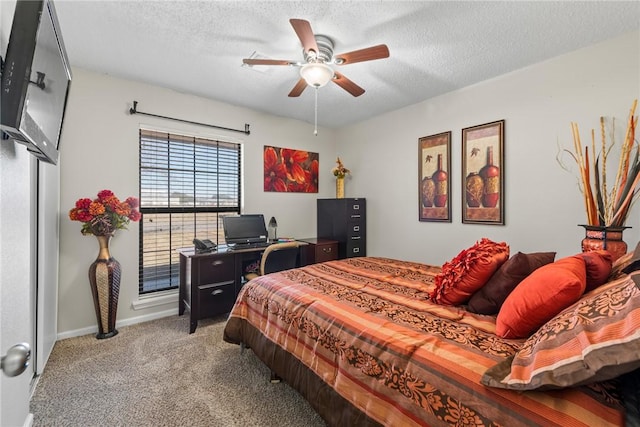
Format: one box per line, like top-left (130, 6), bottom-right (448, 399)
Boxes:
top-left (131, 290), bottom-right (179, 311)
top-left (56, 308), bottom-right (179, 340)
top-left (23, 413), bottom-right (34, 427)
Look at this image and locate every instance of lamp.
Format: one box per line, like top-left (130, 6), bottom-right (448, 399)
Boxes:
top-left (268, 216), bottom-right (278, 242)
top-left (299, 63), bottom-right (334, 136)
top-left (299, 63), bottom-right (334, 88)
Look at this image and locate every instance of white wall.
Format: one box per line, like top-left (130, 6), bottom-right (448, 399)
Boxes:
top-left (337, 30), bottom-right (640, 265)
top-left (1, 1), bottom-right (35, 425)
top-left (58, 69), bottom-right (337, 336)
top-left (58, 30), bottom-right (640, 338)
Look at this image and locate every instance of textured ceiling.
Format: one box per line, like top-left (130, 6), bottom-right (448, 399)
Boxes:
top-left (51, 1), bottom-right (640, 129)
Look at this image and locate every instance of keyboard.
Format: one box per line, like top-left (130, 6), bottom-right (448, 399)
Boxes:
top-left (229, 242), bottom-right (271, 250)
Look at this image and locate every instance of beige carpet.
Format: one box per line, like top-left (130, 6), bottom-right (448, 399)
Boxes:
top-left (31, 315), bottom-right (327, 427)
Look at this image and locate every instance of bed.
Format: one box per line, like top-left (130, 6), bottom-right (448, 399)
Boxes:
top-left (223, 243), bottom-right (640, 426)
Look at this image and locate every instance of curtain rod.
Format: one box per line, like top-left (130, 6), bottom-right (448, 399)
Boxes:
top-left (129, 100), bottom-right (250, 135)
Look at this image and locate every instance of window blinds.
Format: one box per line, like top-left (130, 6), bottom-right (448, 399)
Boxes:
top-left (138, 129), bottom-right (241, 294)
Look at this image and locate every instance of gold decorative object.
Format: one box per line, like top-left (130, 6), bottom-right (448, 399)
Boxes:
top-left (332, 157), bottom-right (350, 199)
top-left (336, 177), bottom-right (345, 198)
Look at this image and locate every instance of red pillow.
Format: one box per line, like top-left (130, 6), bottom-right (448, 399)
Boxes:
top-left (496, 256), bottom-right (587, 339)
top-left (431, 238), bottom-right (509, 305)
top-left (575, 250), bottom-right (613, 292)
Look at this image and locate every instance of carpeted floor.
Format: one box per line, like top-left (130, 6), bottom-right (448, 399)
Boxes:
top-left (30, 315), bottom-right (327, 427)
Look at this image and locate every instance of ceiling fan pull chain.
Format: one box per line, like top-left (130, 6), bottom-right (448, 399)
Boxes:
top-left (314, 87), bottom-right (319, 136)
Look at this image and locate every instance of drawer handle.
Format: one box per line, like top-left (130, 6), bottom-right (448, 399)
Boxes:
top-left (353, 226), bottom-right (360, 232)
top-left (200, 280), bottom-right (234, 290)
top-left (353, 248), bottom-right (360, 253)
top-left (353, 205), bottom-right (360, 210)
top-left (322, 247), bottom-right (332, 253)
top-left (211, 260), bottom-right (224, 266)
top-left (351, 236), bottom-right (361, 240)
top-left (211, 289), bottom-right (224, 296)
top-left (351, 214), bottom-right (361, 219)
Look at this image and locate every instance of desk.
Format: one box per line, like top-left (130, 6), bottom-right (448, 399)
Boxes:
top-left (179, 240), bottom-right (339, 333)
top-left (179, 245), bottom-right (270, 333)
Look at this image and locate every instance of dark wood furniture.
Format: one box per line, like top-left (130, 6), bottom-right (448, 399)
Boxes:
top-left (317, 198), bottom-right (366, 259)
top-left (180, 240), bottom-right (333, 333)
top-left (298, 238), bottom-right (339, 266)
top-left (179, 245), bottom-right (268, 333)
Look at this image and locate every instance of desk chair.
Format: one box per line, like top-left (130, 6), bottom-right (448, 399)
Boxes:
top-left (244, 241), bottom-right (300, 281)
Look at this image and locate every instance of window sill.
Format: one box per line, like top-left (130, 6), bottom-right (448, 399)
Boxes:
top-left (131, 290), bottom-right (178, 311)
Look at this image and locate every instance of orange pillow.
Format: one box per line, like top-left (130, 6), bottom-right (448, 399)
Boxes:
top-left (431, 238), bottom-right (509, 305)
top-left (496, 256), bottom-right (587, 339)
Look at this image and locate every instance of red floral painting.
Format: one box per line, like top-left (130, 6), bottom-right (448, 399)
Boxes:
top-left (264, 146), bottom-right (318, 193)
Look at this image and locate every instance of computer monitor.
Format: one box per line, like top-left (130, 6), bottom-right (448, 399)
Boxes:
top-left (223, 214), bottom-right (268, 245)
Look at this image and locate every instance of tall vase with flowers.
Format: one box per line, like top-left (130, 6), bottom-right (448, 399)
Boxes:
top-left (559, 100), bottom-right (638, 260)
top-left (332, 157), bottom-right (350, 199)
top-left (69, 190), bottom-right (141, 338)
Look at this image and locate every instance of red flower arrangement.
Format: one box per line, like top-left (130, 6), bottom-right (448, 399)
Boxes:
top-left (69, 190), bottom-right (141, 236)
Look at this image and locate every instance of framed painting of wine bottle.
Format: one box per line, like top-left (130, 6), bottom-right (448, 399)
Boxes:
top-left (462, 120), bottom-right (505, 225)
top-left (418, 131), bottom-right (451, 222)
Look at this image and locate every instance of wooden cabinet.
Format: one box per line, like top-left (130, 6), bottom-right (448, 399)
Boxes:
top-left (298, 238), bottom-right (339, 265)
top-left (179, 250), bottom-right (243, 333)
top-left (317, 198), bottom-right (366, 259)
top-left (179, 242), bottom-right (329, 333)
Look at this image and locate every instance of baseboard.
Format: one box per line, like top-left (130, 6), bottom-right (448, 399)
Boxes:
top-left (23, 413), bottom-right (34, 427)
top-left (56, 308), bottom-right (179, 340)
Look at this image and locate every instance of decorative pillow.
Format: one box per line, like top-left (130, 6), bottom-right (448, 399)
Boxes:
top-left (466, 251), bottom-right (556, 315)
top-left (482, 273), bottom-right (640, 390)
top-left (576, 250), bottom-right (613, 292)
top-left (495, 255), bottom-right (587, 339)
top-left (621, 241), bottom-right (640, 274)
top-left (430, 238), bottom-right (509, 306)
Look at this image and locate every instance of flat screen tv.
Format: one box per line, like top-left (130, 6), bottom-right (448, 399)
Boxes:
top-left (1, 0), bottom-right (72, 165)
top-left (223, 214), bottom-right (269, 245)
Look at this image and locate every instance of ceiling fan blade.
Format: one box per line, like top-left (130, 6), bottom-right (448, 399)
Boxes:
top-left (288, 79), bottom-right (308, 97)
top-left (335, 44), bottom-right (390, 65)
top-left (290, 19), bottom-right (319, 56)
top-left (332, 71), bottom-right (365, 97)
top-left (243, 58), bottom-right (293, 66)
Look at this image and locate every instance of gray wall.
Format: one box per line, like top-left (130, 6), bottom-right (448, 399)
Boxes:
top-left (57, 30), bottom-right (640, 338)
top-left (57, 69), bottom-right (337, 337)
top-left (338, 30), bottom-right (640, 265)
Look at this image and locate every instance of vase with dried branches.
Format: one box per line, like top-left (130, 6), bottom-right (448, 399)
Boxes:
top-left (559, 99), bottom-right (638, 260)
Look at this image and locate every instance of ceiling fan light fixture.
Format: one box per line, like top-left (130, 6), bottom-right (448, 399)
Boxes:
top-left (300, 63), bottom-right (334, 88)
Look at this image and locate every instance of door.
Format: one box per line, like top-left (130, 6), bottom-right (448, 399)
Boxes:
top-left (0, 143), bottom-right (35, 426)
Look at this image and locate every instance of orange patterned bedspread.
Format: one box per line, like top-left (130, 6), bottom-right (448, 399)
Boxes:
top-left (223, 257), bottom-right (624, 426)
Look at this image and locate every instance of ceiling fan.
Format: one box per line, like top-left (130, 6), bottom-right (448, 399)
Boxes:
top-left (242, 19), bottom-right (390, 98)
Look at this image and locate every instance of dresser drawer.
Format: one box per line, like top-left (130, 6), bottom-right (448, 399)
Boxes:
top-left (346, 238), bottom-right (366, 257)
top-left (192, 256), bottom-right (235, 285)
top-left (348, 200), bottom-right (365, 220)
top-left (315, 241), bottom-right (338, 263)
top-left (197, 281), bottom-right (235, 318)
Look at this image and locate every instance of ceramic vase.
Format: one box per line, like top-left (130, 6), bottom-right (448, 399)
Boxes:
top-left (479, 146), bottom-right (500, 208)
top-left (336, 177), bottom-right (345, 199)
top-left (432, 154), bottom-right (447, 207)
top-left (580, 225), bottom-right (629, 262)
top-left (88, 234), bottom-right (121, 339)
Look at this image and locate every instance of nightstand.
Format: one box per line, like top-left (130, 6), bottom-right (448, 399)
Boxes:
top-left (298, 238), bottom-right (339, 266)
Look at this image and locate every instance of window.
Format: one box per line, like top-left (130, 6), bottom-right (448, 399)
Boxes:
top-left (139, 129), bottom-right (241, 294)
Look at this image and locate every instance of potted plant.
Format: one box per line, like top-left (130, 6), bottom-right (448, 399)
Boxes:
top-left (332, 157), bottom-right (350, 199)
top-left (559, 100), bottom-right (638, 260)
top-left (69, 190), bottom-right (141, 338)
